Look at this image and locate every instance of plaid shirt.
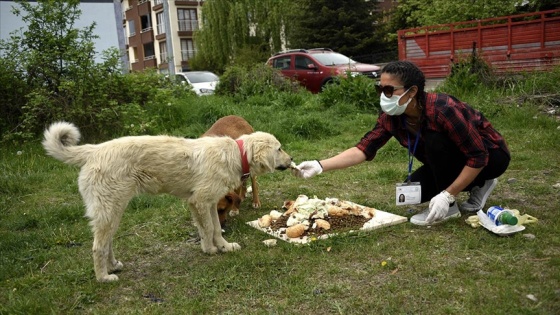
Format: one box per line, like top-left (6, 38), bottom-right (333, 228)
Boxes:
top-left (356, 92), bottom-right (510, 168)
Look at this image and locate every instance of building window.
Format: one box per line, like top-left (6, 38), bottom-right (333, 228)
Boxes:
top-left (159, 41), bottom-right (168, 63)
top-left (178, 9), bottom-right (198, 31)
top-left (141, 15), bottom-right (152, 32)
top-left (131, 47), bottom-right (139, 63)
top-left (128, 20), bottom-right (136, 36)
top-left (144, 42), bottom-right (155, 60)
top-left (181, 39), bottom-right (195, 61)
top-left (156, 12), bottom-right (165, 35)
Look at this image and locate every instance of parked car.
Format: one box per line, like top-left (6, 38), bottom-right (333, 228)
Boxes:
top-left (175, 71), bottom-right (219, 96)
top-left (266, 48), bottom-right (381, 93)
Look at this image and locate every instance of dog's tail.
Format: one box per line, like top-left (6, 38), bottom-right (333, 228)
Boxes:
top-left (42, 121), bottom-right (91, 167)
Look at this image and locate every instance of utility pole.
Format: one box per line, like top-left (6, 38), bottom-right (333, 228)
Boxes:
top-left (162, 0), bottom-right (175, 75)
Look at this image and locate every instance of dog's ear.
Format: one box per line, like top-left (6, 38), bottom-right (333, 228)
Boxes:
top-left (244, 133), bottom-right (276, 174)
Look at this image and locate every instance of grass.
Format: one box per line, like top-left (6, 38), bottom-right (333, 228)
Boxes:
top-left (1, 72), bottom-right (559, 314)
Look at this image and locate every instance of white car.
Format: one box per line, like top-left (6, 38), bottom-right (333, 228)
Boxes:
top-left (175, 71), bottom-right (219, 96)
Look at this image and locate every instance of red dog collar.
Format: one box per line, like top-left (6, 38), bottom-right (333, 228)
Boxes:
top-left (236, 139), bottom-right (250, 180)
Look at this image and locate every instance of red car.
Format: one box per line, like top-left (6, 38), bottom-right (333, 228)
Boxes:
top-left (267, 48), bottom-right (381, 93)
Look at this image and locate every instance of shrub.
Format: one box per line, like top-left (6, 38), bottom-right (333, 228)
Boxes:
top-left (439, 52), bottom-right (495, 96)
top-left (215, 64), bottom-right (301, 99)
top-left (319, 74), bottom-right (379, 112)
top-left (0, 58), bottom-right (29, 135)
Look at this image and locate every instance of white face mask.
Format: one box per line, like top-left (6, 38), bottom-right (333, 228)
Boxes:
top-left (380, 89), bottom-right (412, 116)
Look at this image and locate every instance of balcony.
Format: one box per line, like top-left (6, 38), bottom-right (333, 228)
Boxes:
top-left (181, 50), bottom-right (196, 61)
top-left (156, 23), bottom-right (165, 35)
top-left (178, 20), bottom-right (199, 32)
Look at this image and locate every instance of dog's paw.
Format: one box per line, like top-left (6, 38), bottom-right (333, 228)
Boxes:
top-left (202, 245), bottom-right (219, 254)
top-left (98, 274), bottom-right (119, 282)
top-left (110, 260), bottom-right (124, 272)
top-left (229, 209), bottom-right (239, 216)
top-left (219, 242), bottom-right (241, 252)
top-left (252, 202), bottom-right (261, 209)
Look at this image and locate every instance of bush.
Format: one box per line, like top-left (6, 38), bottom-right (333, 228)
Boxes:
top-left (0, 58), bottom-right (29, 135)
top-left (439, 52), bottom-right (495, 96)
top-left (319, 74), bottom-right (380, 112)
top-left (215, 64), bottom-right (301, 99)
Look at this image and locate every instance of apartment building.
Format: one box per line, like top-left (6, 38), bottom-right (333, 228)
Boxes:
top-left (121, 0), bottom-right (398, 73)
top-left (123, 0), bottom-right (203, 73)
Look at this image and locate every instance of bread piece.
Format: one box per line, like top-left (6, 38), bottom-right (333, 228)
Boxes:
top-left (361, 207), bottom-right (376, 219)
top-left (258, 214), bottom-right (272, 228)
top-left (269, 210), bottom-right (283, 220)
top-left (314, 219), bottom-right (331, 230)
top-left (327, 205), bottom-right (349, 217)
top-left (286, 223), bottom-right (307, 238)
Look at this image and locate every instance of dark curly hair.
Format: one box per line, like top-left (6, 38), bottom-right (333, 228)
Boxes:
top-left (381, 61), bottom-right (426, 105)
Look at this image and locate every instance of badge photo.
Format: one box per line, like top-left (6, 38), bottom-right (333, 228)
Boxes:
top-left (396, 182), bottom-right (421, 205)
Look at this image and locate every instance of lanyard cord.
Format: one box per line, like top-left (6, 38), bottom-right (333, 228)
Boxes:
top-left (406, 122), bottom-right (421, 183)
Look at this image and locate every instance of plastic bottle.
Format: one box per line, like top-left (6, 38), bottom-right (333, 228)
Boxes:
top-left (487, 206), bottom-right (518, 226)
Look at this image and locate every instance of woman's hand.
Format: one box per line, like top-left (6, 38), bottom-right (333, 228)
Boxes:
top-left (292, 160), bottom-right (323, 179)
top-left (426, 191), bottom-right (455, 223)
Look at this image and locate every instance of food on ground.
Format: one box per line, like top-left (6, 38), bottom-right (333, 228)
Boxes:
top-left (256, 195), bottom-right (376, 239)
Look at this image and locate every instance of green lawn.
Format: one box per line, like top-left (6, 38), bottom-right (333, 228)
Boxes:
top-left (1, 78), bottom-right (559, 314)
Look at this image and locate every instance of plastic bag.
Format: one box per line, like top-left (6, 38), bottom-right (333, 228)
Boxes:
top-left (465, 209), bottom-right (538, 236)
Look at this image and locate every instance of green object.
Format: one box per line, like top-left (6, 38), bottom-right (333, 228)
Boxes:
top-left (498, 211), bottom-right (518, 225)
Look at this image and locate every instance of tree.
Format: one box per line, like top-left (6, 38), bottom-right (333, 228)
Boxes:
top-left (393, 0), bottom-right (546, 28)
top-left (0, 0), bottom-right (153, 141)
top-left (192, 0), bottom-right (294, 72)
top-left (3, 0), bottom-right (99, 92)
top-left (288, 0), bottom-right (385, 60)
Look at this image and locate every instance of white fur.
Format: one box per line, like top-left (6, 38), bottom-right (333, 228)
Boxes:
top-left (42, 121), bottom-right (292, 282)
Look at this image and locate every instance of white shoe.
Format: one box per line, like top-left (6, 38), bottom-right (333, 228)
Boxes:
top-left (460, 179), bottom-right (498, 212)
top-left (410, 203), bottom-right (461, 226)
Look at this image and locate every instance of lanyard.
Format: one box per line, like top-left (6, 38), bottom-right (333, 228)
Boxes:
top-left (405, 122), bottom-right (421, 183)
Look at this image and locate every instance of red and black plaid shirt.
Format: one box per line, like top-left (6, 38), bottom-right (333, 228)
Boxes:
top-left (356, 92), bottom-right (510, 168)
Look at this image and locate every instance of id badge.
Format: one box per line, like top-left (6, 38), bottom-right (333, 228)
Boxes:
top-left (396, 182), bottom-right (421, 205)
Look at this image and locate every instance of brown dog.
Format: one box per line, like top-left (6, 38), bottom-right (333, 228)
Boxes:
top-left (202, 115), bottom-right (260, 227)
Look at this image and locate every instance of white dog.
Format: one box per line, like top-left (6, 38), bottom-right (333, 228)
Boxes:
top-left (42, 122), bottom-right (292, 282)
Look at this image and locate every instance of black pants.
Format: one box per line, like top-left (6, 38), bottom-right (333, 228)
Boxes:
top-left (409, 130), bottom-right (510, 203)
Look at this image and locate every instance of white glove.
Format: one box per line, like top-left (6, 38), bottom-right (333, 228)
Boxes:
top-left (293, 160), bottom-right (323, 179)
top-left (426, 191), bottom-right (455, 223)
